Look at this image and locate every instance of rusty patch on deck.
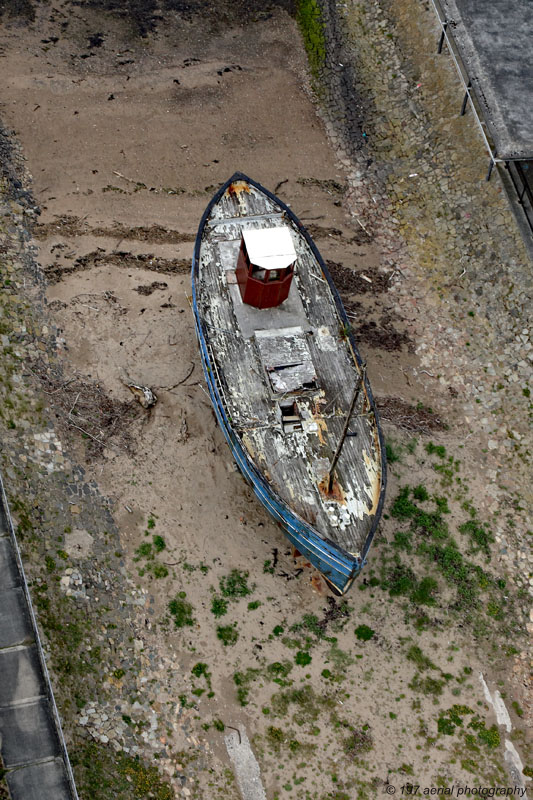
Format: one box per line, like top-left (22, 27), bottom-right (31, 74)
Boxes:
top-left (226, 180), bottom-right (251, 197)
top-left (311, 407), bottom-right (327, 445)
top-left (318, 474), bottom-right (346, 504)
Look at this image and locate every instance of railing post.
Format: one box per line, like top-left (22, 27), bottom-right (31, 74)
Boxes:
top-left (437, 21), bottom-right (448, 54)
top-left (461, 81), bottom-right (471, 115)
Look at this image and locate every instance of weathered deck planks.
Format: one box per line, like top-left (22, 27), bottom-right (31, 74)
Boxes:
top-left (195, 180), bottom-right (383, 557)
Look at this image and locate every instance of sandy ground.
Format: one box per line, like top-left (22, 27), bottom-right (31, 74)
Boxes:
top-left (0, 1), bottom-right (531, 798)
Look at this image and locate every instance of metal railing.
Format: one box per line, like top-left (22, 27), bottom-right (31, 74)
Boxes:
top-left (505, 160), bottom-right (533, 236)
top-left (429, 0), bottom-right (499, 177)
top-left (429, 0), bottom-right (533, 236)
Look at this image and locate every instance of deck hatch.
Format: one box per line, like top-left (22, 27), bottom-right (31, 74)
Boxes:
top-left (280, 400), bottom-right (303, 433)
top-left (255, 327), bottom-right (317, 394)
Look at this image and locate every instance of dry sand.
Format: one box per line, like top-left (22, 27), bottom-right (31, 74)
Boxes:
top-left (0, 1), bottom-right (530, 798)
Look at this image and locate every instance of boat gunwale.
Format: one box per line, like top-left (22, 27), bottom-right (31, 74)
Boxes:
top-left (191, 172), bottom-right (387, 572)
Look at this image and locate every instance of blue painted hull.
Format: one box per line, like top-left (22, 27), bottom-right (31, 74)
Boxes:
top-left (192, 174), bottom-right (386, 594)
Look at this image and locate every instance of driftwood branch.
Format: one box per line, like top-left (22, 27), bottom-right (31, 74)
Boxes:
top-left (113, 169), bottom-right (141, 185)
top-left (225, 725), bottom-right (242, 744)
top-left (41, 377), bottom-right (76, 395)
top-left (159, 362), bottom-right (195, 391)
top-left (67, 420), bottom-right (109, 448)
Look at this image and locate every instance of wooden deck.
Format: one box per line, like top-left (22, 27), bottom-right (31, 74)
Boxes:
top-left (195, 180), bottom-right (383, 556)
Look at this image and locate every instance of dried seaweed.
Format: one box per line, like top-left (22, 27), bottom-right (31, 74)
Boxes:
top-left (376, 396), bottom-right (446, 433)
top-left (29, 359), bottom-right (142, 459)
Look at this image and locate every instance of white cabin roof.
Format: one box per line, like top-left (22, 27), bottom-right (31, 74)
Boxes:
top-left (243, 227), bottom-right (296, 270)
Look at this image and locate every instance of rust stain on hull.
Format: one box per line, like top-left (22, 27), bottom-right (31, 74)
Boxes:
top-left (363, 447), bottom-right (381, 516)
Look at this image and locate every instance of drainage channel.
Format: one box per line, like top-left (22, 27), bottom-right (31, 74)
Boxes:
top-left (0, 474), bottom-right (78, 800)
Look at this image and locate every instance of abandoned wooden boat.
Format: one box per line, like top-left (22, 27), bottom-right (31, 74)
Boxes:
top-left (192, 173), bottom-right (386, 594)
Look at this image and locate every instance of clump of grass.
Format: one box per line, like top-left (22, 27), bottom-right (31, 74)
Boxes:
top-left (354, 624), bottom-right (375, 641)
top-left (390, 486), bottom-right (417, 519)
top-left (219, 569), bottom-right (253, 599)
top-left (385, 441), bottom-right (401, 464)
top-left (468, 717), bottom-right (501, 748)
top-left (233, 668), bottom-right (261, 706)
top-left (342, 725), bottom-right (373, 757)
top-left (290, 605), bottom-right (351, 639)
top-left (266, 725), bottom-right (286, 751)
top-left (382, 561), bottom-right (417, 597)
top-left (135, 542), bottom-right (152, 559)
top-left (299, 613), bottom-right (324, 637)
top-left (134, 534), bottom-right (168, 579)
top-left (295, 650), bottom-right (312, 666)
top-left (433, 456), bottom-right (460, 487)
top-left (191, 662), bottom-right (213, 695)
top-left (392, 530), bottom-right (412, 552)
top-left (426, 442), bottom-right (446, 458)
top-left (169, 594), bottom-right (194, 628)
top-left (410, 576), bottom-right (438, 605)
top-left (217, 624), bottom-right (239, 646)
top-left (434, 496), bottom-right (450, 514)
top-left (271, 684), bottom-right (334, 726)
top-left (247, 600), bottom-right (261, 610)
top-left (182, 561), bottom-right (209, 574)
top-left (191, 662), bottom-right (209, 679)
top-left (267, 661), bottom-right (293, 685)
top-left (211, 596), bottom-right (228, 617)
top-left (406, 645), bottom-right (436, 671)
top-left (412, 485), bottom-right (429, 502)
top-left (416, 540), bottom-right (480, 610)
top-left (409, 673), bottom-right (445, 698)
top-left (45, 555), bottom-right (56, 573)
top-left (459, 519), bottom-right (493, 559)
top-left (391, 487), bottom-right (448, 540)
top-left (511, 700), bottom-right (524, 718)
top-left (327, 640), bottom-right (354, 672)
top-left (151, 563), bottom-right (168, 579)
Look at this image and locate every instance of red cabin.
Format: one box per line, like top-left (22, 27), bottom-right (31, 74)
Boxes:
top-left (236, 227), bottom-right (296, 309)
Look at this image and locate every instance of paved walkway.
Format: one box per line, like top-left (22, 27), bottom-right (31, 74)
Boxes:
top-left (0, 476), bottom-right (78, 800)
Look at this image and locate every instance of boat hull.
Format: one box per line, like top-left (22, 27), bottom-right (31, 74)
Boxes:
top-left (192, 173), bottom-right (387, 595)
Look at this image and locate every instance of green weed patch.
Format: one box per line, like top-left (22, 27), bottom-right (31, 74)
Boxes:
top-left (219, 569), bottom-right (253, 599)
top-left (297, 0), bottom-right (326, 79)
top-left (71, 741), bottom-right (173, 799)
top-left (168, 594), bottom-right (195, 628)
